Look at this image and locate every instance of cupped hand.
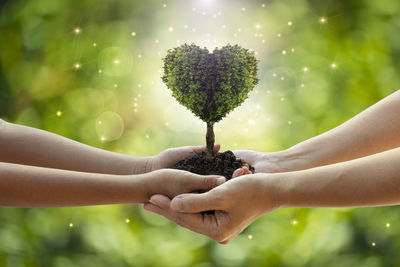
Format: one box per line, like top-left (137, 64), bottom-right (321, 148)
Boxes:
top-left (149, 144), bottom-right (221, 171)
top-left (143, 170), bottom-right (280, 244)
top-left (144, 168), bottom-right (226, 200)
top-left (233, 149), bottom-right (295, 173)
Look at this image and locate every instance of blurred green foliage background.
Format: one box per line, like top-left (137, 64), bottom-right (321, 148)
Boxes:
top-left (1, 0), bottom-right (400, 266)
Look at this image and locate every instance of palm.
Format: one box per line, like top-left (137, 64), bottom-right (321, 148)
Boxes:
top-left (233, 150), bottom-right (282, 173)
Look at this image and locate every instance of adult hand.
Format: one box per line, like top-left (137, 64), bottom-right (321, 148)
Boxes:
top-left (143, 171), bottom-right (280, 244)
top-left (149, 144), bottom-right (221, 171)
top-left (143, 168), bottom-right (226, 200)
top-left (233, 149), bottom-right (308, 173)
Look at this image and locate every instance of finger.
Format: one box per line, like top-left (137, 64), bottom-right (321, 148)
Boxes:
top-left (143, 202), bottom-right (219, 239)
top-left (232, 168), bottom-right (245, 178)
top-left (171, 191), bottom-right (224, 213)
top-left (192, 144), bottom-right (221, 155)
top-left (149, 194), bottom-right (171, 208)
top-left (232, 166), bottom-right (249, 178)
top-left (188, 174), bottom-right (226, 192)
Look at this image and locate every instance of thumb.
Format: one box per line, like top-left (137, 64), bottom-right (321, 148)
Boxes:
top-left (171, 190), bottom-right (224, 213)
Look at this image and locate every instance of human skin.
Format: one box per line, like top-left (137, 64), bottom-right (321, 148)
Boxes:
top-left (0, 119), bottom-right (221, 175)
top-left (144, 89), bottom-right (400, 243)
top-left (0, 163), bottom-right (226, 207)
top-left (234, 89), bottom-right (400, 173)
top-left (0, 119), bottom-right (226, 207)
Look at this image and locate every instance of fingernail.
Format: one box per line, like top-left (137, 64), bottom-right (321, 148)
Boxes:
top-left (171, 198), bottom-right (182, 211)
top-left (217, 177), bottom-right (226, 185)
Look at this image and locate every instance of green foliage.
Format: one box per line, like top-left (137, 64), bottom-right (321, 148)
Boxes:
top-left (162, 44), bottom-right (258, 123)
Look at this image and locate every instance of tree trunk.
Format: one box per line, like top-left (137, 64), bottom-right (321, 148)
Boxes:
top-left (205, 122), bottom-right (215, 161)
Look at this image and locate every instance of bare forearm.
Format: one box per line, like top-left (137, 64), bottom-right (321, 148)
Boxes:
top-left (273, 147), bottom-right (400, 208)
top-left (273, 90), bottom-right (400, 171)
top-left (0, 162), bottom-right (151, 207)
top-left (0, 120), bottom-right (152, 175)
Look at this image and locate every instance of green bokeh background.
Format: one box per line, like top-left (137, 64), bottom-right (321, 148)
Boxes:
top-left (1, 0), bottom-right (400, 266)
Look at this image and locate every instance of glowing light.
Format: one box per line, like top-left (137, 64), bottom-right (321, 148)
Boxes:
top-left (100, 136), bottom-right (106, 141)
top-left (98, 69), bottom-right (102, 73)
top-left (163, 3), bottom-right (167, 7)
top-left (291, 220), bottom-right (298, 225)
top-left (386, 223), bottom-right (391, 228)
top-left (73, 28), bottom-right (81, 34)
top-left (93, 43), bottom-right (97, 47)
top-left (217, 11), bottom-right (222, 16)
top-left (291, 48), bottom-right (295, 52)
top-left (138, 54), bottom-right (142, 58)
top-left (168, 26), bottom-right (174, 32)
top-left (288, 121), bottom-right (292, 125)
top-left (288, 21), bottom-right (292, 26)
top-left (131, 32), bottom-right (136, 36)
top-left (69, 223), bottom-right (74, 228)
top-left (300, 83), bottom-right (305, 88)
top-left (262, 3), bottom-right (266, 8)
top-left (282, 50), bottom-right (287, 55)
top-left (155, 39), bottom-right (159, 43)
top-left (74, 63), bottom-right (81, 69)
top-left (241, 7), bottom-right (246, 11)
top-left (280, 97), bottom-right (285, 102)
top-left (125, 218), bottom-right (130, 223)
top-left (56, 110), bottom-right (62, 117)
top-left (248, 234), bottom-right (253, 239)
top-left (237, 28), bottom-right (242, 32)
top-left (145, 134), bottom-right (150, 139)
top-left (280, 76), bottom-right (284, 80)
top-left (114, 84), bottom-right (118, 88)
top-left (255, 24), bottom-right (261, 29)
top-left (371, 242), bottom-right (376, 247)
top-left (192, 7), bottom-right (196, 12)
top-left (248, 119), bottom-right (255, 125)
top-left (113, 59), bottom-right (120, 65)
top-left (202, 12), bottom-right (206, 16)
top-left (331, 63), bottom-right (337, 68)
top-left (261, 39), bottom-right (265, 43)
top-left (184, 24), bottom-right (188, 29)
top-left (303, 67), bottom-right (309, 72)
top-left (320, 17), bottom-right (327, 23)
top-left (277, 33), bottom-right (281, 37)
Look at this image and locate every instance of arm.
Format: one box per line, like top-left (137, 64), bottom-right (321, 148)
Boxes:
top-left (0, 119), bottom-right (219, 174)
top-left (235, 89), bottom-right (400, 173)
top-left (144, 147), bottom-right (400, 243)
top-left (0, 162), bottom-right (225, 207)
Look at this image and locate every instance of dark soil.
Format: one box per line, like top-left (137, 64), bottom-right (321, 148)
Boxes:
top-left (172, 150), bottom-right (254, 214)
top-left (173, 150), bottom-right (255, 180)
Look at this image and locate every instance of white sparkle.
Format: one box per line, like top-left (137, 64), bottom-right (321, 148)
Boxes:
top-left (288, 21), bottom-right (292, 26)
top-left (168, 26), bottom-right (174, 32)
top-left (113, 59), bottom-right (120, 65)
top-left (303, 67), bottom-right (309, 72)
top-left (69, 223), bottom-right (74, 228)
top-left (282, 50), bottom-right (287, 55)
top-left (73, 28), bottom-right (81, 34)
top-left (386, 223), bottom-right (391, 228)
top-left (131, 32), bottom-right (136, 36)
top-left (248, 234), bottom-right (253, 239)
top-left (74, 63), bottom-right (81, 69)
top-left (125, 218), bottom-right (130, 223)
top-left (93, 43), bottom-right (97, 47)
top-left (56, 110), bottom-right (62, 117)
top-left (331, 63), bottom-right (337, 68)
top-left (320, 17), bottom-right (327, 23)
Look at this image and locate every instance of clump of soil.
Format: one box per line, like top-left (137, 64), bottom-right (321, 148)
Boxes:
top-left (173, 150), bottom-right (254, 214)
top-left (172, 150), bottom-right (255, 180)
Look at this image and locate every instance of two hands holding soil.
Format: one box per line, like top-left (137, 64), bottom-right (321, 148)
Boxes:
top-left (144, 89), bottom-right (400, 244)
top-left (2, 90), bottom-right (400, 244)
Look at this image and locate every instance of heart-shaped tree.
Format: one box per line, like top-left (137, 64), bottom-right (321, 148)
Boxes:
top-left (162, 43), bottom-right (258, 161)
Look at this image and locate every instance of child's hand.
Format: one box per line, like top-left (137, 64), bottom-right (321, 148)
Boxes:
top-left (149, 144), bottom-right (221, 171)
